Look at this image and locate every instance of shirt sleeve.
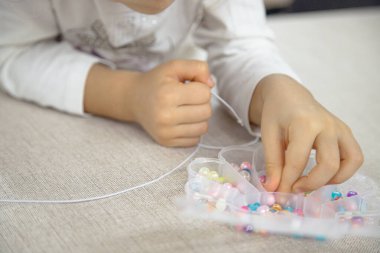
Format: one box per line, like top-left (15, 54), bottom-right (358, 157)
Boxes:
top-left (193, 0), bottom-right (301, 135)
top-left (0, 0), bottom-right (112, 115)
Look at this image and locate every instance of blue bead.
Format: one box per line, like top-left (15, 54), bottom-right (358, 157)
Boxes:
top-left (337, 206), bottom-right (346, 213)
top-left (331, 191), bottom-right (342, 201)
top-left (248, 202), bottom-right (260, 211)
top-left (284, 206), bottom-right (294, 212)
top-left (315, 235), bottom-right (326, 241)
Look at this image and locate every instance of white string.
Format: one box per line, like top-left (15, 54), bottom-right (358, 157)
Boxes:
top-left (0, 92), bottom-right (254, 204)
top-left (211, 90), bottom-right (244, 126)
top-left (0, 146), bottom-right (200, 204)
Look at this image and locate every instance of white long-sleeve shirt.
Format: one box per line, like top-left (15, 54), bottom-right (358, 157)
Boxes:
top-left (0, 0), bottom-right (298, 135)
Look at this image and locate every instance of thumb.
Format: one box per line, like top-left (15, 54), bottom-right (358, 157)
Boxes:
top-left (168, 60), bottom-right (214, 88)
top-left (261, 125), bottom-right (284, 192)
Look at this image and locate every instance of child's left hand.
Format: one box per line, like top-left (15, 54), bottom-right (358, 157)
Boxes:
top-left (249, 74), bottom-right (364, 193)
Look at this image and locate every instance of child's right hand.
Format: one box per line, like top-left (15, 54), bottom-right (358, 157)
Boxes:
top-left (130, 60), bottom-right (214, 147)
top-left (84, 60), bottom-right (214, 147)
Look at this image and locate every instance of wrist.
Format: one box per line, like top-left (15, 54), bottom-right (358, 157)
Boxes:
top-left (84, 64), bottom-right (140, 122)
top-left (249, 74), bottom-right (313, 125)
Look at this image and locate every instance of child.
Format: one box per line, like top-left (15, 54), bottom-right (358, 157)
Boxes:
top-left (0, 0), bottom-right (363, 193)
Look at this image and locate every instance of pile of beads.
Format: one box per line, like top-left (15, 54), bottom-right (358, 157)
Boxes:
top-left (240, 202), bottom-right (303, 216)
top-left (184, 156), bottom-right (379, 239)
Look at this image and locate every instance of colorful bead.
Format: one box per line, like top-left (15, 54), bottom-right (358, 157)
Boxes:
top-left (257, 205), bottom-right (270, 214)
top-left (240, 161), bottom-right (252, 171)
top-left (315, 235), bottom-right (326, 241)
top-left (345, 201), bottom-right (358, 211)
top-left (244, 225), bottom-right (254, 233)
top-left (294, 208), bottom-right (304, 216)
top-left (259, 175), bottom-right (266, 184)
top-left (239, 169), bottom-right (251, 181)
top-left (346, 191), bottom-right (358, 197)
top-left (262, 194), bottom-right (275, 206)
top-left (271, 203), bottom-right (282, 212)
top-left (241, 205), bottom-right (249, 212)
top-left (208, 171), bottom-right (219, 181)
top-left (215, 198), bottom-right (227, 211)
top-left (248, 202), bottom-right (260, 211)
top-left (331, 191), bottom-right (343, 201)
top-left (189, 180), bottom-right (202, 192)
top-left (216, 177), bottom-right (225, 183)
top-left (198, 167), bottom-right (210, 176)
top-left (351, 216), bottom-right (364, 226)
top-left (284, 206), bottom-right (294, 212)
top-left (337, 206), bottom-right (346, 213)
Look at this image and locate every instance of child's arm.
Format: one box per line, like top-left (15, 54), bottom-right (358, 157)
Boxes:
top-left (250, 74), bottom-right (363, 192)
top-left (194, 0), bottom-right (363, 192)
top-left (0, 2), bottom-right (213, 147)
top-left (84, 61), bottom-right (214, 147)
top-left (0, 1), bottom-right (110, 115)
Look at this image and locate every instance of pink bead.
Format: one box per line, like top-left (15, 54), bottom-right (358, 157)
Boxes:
top-left (294, 208), bottom-right (304, 217)
top-left (259, 175), bottom-right (266, 184)
top-left (257, 205), bottom-right (270, 214)
top-left (241, 206), bottom-right (249, 212)
top-left (240, 161), bottom-right (252, 171)
top-left (345, 200), bottom-right (358, 211)
top-left (262, 194), bottom-right (275, 206)
top-left (209, 184), bottom-right (221, 198)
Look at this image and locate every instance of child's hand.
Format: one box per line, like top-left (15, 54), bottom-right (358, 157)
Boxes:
top-left (130, 60), bottom-right (214, 147)
top-left (85, 60), bottom-right (213, 147)
top-left (249, 74), bottom-right (364, 193)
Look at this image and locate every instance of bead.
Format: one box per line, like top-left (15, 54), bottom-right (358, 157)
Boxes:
top-left (271, 203), bottom-right (282, 212)
top-left (294, 208), bottom-right (304, 216)
top-left (262, 194), bottom-right (275, 206)
top-left (208, 171), bottom-right (219, 181)
top-left (241, 205), bottom-right (249, 212)
top-left (351, 216), bottom-right (364, 226)
top-left (216, 177), bottom-right (225, 183)
top-left (244, 225), bottom-right (254, 233)
top-left (216, 198), bottom-right (227, 211)
top-left (346, 191), bottom-right (358, 197)
top-left (209, 184), bottom-right (221, 198)
top-left (345, 201), bottom-right (358, 211)
top-left (198, 167), bottom-right (210, 176)
top-left (331, 191), bottom-right (343, 201)
top-left (315, 235), bottom-right (326, 241)
top-left (259, 175), bottom-right (266, 184)
top-left (222, 183), bottom-right (233, 190)
top-left (240, 161), bottom-right (252, 171)
top-left (257, 205), bottom-right (270, 214)
top-left (284, 206), bottom-right (294, 212)
top-left (248, 202), bottom-right (261, 211)
top-left (239, 169), bottom-right (251, 181)
top-left (337, 206), bottom-right (346, 213)
top-left (189, 180), bottom-right (202, 192)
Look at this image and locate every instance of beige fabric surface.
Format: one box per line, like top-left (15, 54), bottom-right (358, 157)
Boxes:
top-left (1, 7), bottom-right (380, 253)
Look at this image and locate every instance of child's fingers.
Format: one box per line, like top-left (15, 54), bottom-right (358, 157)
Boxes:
top-left (261, 124), bottom-right (284, 192)
top-left (328, 132), bottom-right (364, 184)
top-left (168, 60), bottom-right (214, 87)
top-left (277, 126), bottom-right (315, 192)
top-left (171, 122), bottom-right (209, 139)
top-left (292, 133), bottom-right (340, 192)
top-left (176, 104), bottom-right (212, 124)
top-left (179, 82), bottom-right (212, 105)
top-left (166, 137), bottom-right (201, 147)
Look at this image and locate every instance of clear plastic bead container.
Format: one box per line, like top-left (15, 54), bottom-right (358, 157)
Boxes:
top-left (180, 142), bottom-right (380, 239)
